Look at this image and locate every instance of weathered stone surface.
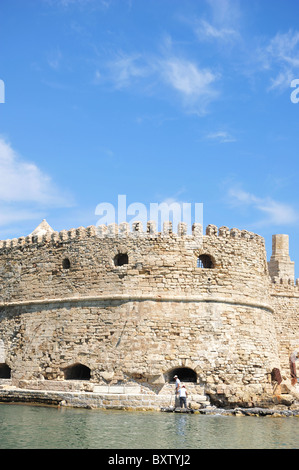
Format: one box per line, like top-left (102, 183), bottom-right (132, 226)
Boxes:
top-left (0, 221), bottom-right (298, 409)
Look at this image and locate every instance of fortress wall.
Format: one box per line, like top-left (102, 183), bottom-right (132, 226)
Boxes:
top-left (0, 223), bottom-right (284, 405)
top-left (0, 224), bottom-right (270, 305)
top-left (270, 285), bottom-right (299, 378)
top-left (0, 298), bottom-right (278, 396)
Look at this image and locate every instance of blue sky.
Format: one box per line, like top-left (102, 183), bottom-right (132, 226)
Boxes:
top-left (1, 0), bottom-right (299, 276)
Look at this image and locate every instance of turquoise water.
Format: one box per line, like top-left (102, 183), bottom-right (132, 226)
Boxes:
top-left (0, 403), bottom-right (298, 449)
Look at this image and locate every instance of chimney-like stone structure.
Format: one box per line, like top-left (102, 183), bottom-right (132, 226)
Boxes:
top-left (268, 234), bottom-right (295, 283)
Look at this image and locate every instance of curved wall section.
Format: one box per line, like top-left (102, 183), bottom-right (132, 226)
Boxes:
top-left (0, 223), bottom-right (281, 405)
top-left (0, 296), bottom-right (278, 404)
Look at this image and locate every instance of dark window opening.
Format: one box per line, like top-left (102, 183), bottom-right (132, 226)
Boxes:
top-left (0, 363), bottom-right (11, 379)
top-left (63, 363), bottom-right (91, 380)
top-left (197, 254), bottom-right (213, 269)
top-left (166, 367), bottom-right (197, 383)
top-left (62, 258), bottom-right (71, 269)
top-left (114, 253), bottom-right (128, 266)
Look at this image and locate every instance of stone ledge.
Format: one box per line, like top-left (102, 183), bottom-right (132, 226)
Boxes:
top-left (0, 293), bottom-right (274, 313)
top-left (0, 388), bottom-right (172, 410)
top-left (0, 388), bottom-right (298, 416)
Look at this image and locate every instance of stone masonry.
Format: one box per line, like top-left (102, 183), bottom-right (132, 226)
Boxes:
top-left (0, 219), bottom-right (298, 409)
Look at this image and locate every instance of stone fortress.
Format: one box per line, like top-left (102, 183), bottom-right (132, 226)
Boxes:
top-left (0, 218), bottom-right (298, 411)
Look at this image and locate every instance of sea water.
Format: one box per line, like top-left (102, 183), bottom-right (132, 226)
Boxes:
top-left (0, 403), bottom-right (298, 449)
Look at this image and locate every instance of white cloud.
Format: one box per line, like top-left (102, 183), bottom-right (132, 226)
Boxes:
top-left (195, 19), bottom-right (237, 42)
top-left (229, 187), bottom-right (298, 226)
top-left (0, 137), bottom-right (73, 227)
top-left (107, 53), bottom-right (151, 89)
top-left (158, 57), bottom-right (219, 115)
top-left (206, 131), bottom-right (236, 143)
top-left (205, 0), bottom-right (240, 26)
top-left (160, 58), bottom-right (217, 97)
top-left (259, 30), bottom-right (299, 91)
top-left (268, 70), bottom-right (295, 91)
top-left (267, 30), bottom-right (299, 68)
top-left (106, 52), bottom-right (219, 115)
top-left (0, 137), bottom-right (70, 205)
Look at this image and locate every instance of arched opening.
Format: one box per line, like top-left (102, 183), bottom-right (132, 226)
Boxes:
top-left (62, 258), bottom-right (71, 269)
top-left (165, 367), bottom-right (197, 383)
top-left (63, 363), bottom-right (91, 380)
top-left (197, 254), bottom-right (213, 269)
top-left (114, 253), bottom-right (128, 266)
top-left (0, 363), bottom-right (11, 379)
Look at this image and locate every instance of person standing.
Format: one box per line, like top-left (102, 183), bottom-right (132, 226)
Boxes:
top-left (174, 375), bottom-right (181, 394)
top-left (290, 350), bottom-right (299, 386)
top-left (178, 384), bottom-right (188, 409)
top-left (173, 374), bottom-right (181, 408)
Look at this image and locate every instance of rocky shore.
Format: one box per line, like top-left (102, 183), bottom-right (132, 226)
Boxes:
top-left (199, 406), bottom-right (299, 417)
top-left (0, 387), bottom-right (299, 417)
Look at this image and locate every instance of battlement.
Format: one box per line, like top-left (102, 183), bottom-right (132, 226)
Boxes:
top-left (270, 277), bottom-right (299, 292)
top-left (0, 220), bottom-right (264, 252)
top-left (0, 219), bottom-right (270, 306)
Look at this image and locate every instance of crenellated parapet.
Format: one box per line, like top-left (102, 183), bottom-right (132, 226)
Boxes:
top-left (0, 221), bottom-right (265, 253)
top-left (205, 224), bottom-right (264, 244)
top-left (0, 218), bottom-right (271, 308)
top-left (270, 277), bottom-right (299, 295)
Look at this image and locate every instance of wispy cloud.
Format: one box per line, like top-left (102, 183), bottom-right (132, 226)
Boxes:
top-left (205, 130), bottom-right (236, 143)
top-left (0, 137), bottom-right (71, 205)
top-left (0, 137), bottom-right (74, 227)
top-left (93, 69), bottom-right (102, 84)
top-left (194, 2), bottom-right (299, 94)
top-left (160, 58), bottom-right (217, 98)
top-left (228, 187), bottom-right (298, 226)
top-left (195, 19), bottom-right (238, 42)
top-left (104, 51), bottom-right (219, 115)
top-left (267, 30), bottom-right (299, 68)
top-left (205, 0), bottom-right (240, 25)
top-left (43, 0), bottom-right (110, 8)
top-left (259, 29), bottom-right (299, 91)
top-left (47, 48), bottom-right (63, 69)
top-left (0, 206), bottom-right (45, 228)
top-left (159, 57), bottom-right (219, 115)
top-left (107, 52), bottom-right (151, 89)
top-left (180, 0), bottom-right (240, 46)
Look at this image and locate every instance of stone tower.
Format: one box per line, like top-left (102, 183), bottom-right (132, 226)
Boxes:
top-left (0, 221), bottom-right (298, 409)
top-left (268, 234), bottom-right (295, 283)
